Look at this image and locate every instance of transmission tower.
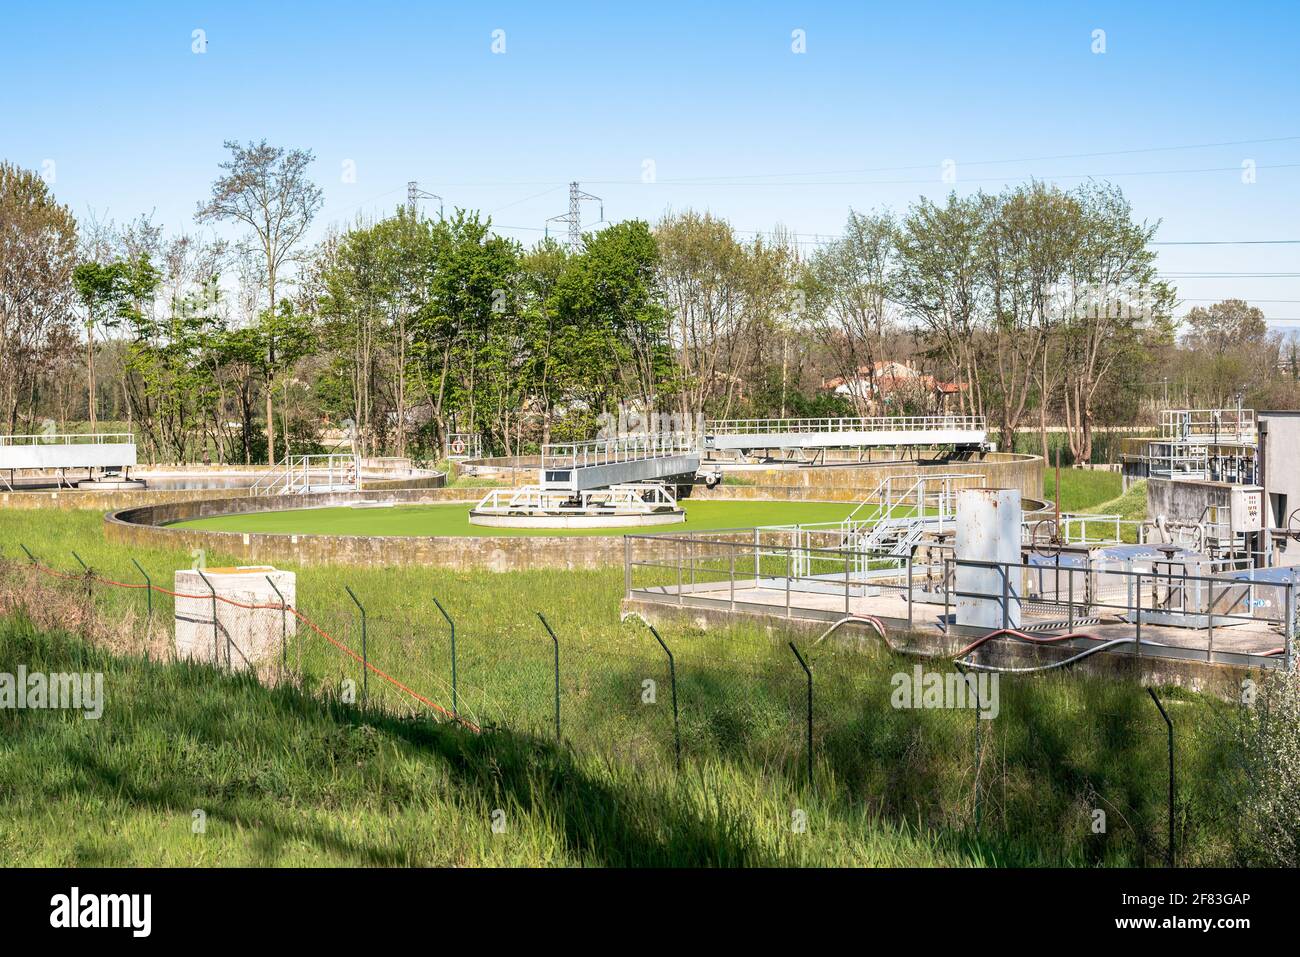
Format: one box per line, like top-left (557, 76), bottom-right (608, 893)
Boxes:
top-left (406, 181), bottom-right (444, 219)
top-left (546, 181), bottom-right (603, 249)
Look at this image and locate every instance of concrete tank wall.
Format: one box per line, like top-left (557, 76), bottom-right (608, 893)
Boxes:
top-left (0, 472), bottom-right (446, 512)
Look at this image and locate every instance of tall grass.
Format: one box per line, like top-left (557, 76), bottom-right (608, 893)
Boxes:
top-left (0, 508), bottom-right (1243, 866)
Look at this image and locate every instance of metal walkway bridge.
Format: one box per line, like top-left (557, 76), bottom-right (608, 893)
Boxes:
top-left (703, 415), bottom-right (988, 455)
top-left (0, 433), bottom-right (137, 487)
top-left (537, 416), bottom-right (989, 493)
top-left (540, 433), bottom-right (702, 492)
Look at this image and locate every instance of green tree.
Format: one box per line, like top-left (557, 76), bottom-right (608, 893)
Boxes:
top-left (196, 141), bottom-right (323, 462)
top-left (73, 256), bottom-right (160, 431)
top-left (412, 210), bottom-right (520, 449)
top-left (0, 163), bottom-right (79, 433)
top-left (555, 220), bottom-right (669, 415)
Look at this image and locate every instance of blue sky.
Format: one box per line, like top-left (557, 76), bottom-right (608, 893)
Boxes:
top-left (2, 1), bottom-right (1297, 323)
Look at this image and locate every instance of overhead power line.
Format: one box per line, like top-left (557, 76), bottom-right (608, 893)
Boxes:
top-left (1152, 239), bottom-right (1300, 246)
top-left (574, 161), bottom-right (1300, 188)
top-left (411, 134), bottom-right (1300, 190)
top-left (585, 134), bottom-right (1300, 184)
top-left (545, 182), bottom-right (604, 250)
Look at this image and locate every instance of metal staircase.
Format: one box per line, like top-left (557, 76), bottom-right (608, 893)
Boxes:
top-left (250, 453), bottom-right (360, 496)
top-left (847, 515), bottom-right (932, 558)
top-left (766, 472), bottom-right (983, 581)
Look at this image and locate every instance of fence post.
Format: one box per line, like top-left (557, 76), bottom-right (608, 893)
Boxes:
top-left (956, 661), bottom-right (984, 830)
top-left (789, 642), bottom-right (813, 791)
top-left (432, 595), bottom-right (458, 721)
top-left (131, 557), bottom-right (153, 649)
top-left (645, 622), bottom-right (681, 771)
top-left (266, 575), bottom-right (288, 682)
top-left (1146, 687), bottom-right (1175, 868)
top-left (195, 567), bottom-right (221, 668)
top-left (71, 550), bottom-right (93, 602)
top-left (536, 612), bottom-right (561, 741)
top-left (345, 585), bottom-right (368, 706)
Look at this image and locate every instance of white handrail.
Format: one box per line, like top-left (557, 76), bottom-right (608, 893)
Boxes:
top-left (705, 415), bottom-right (986, 436)
top-left (542, 432), bottom-right (699, 470)
top-left (251, 453), bottom-right (359, 495)
top-left (0, 432), bottom-right (135, 446)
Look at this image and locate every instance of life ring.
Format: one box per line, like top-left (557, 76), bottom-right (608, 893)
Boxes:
top-left (451, 438), bottom-right (466, 455)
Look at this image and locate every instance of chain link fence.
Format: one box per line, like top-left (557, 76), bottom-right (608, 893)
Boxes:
top-left (1, 544), bottom-right (1231, 865)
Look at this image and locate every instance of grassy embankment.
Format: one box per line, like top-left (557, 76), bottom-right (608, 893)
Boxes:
top-left (1044, 468), bottom-right (1146, 541)
top-left (0, 506), bottom-right (1241, 866)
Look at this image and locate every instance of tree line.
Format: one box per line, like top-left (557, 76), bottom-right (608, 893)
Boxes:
top-left (1, 143), bottom-right (1294, 466)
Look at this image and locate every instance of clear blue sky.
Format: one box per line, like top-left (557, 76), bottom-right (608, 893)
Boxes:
top-left (2, 1), bottom-right (1297, 323)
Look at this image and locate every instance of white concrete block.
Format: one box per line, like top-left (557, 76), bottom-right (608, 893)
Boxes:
top-left (174, 566), bottom-right (295, 670)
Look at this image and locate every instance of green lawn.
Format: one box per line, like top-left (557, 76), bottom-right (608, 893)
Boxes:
top-left (173, 498), bottom-right (860, 537)
top-left (1043, 468), bottom-right (1123, 512)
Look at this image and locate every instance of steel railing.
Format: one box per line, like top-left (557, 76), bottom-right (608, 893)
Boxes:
top-left (251, 453), bottom-right (360, 496)
top-left (475, 483), bottom-right (678, 514)
top-left (622, 529), bottom-right (1296, 668)
top-left (1159, 408), bottom-right (1256, 444)
top-left (541, 432), bottom-right (700, 470)
top-left (0, 432), bottom-right (135, 446)
top-left (704, 415), bottom-right (986, 436)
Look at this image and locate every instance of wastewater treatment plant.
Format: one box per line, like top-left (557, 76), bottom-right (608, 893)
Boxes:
top-left (1, 4), bottom-right (1295, 937)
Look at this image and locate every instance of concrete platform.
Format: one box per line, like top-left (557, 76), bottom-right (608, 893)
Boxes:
top-left (626, 577), bottom-right (1287, 668)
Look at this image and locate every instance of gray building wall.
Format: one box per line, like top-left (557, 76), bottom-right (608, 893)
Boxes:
top-left (1259, 411), bottom-right (1300, 564)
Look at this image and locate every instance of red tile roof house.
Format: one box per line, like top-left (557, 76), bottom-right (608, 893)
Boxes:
top-left (821, 360), bottom-right (968, 414)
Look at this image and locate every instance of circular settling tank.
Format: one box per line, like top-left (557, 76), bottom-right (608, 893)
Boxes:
top-left (168, 499), bottom-right (858, 538)
top-left (75, 478), bottom-right (148, 490)
top-left (467, 507), bottom-right (685, 528)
